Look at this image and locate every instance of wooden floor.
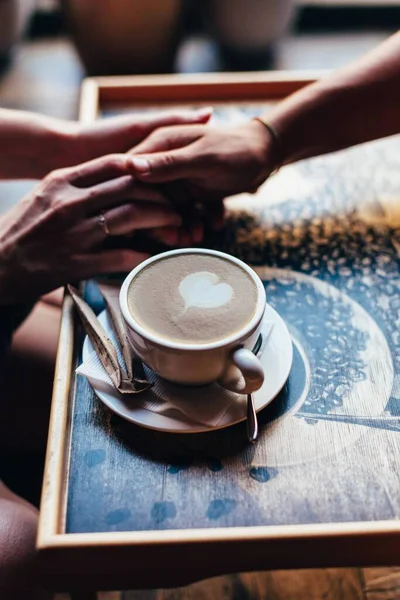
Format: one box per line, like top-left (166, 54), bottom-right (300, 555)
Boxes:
top-left (2, 27), bottom-right (400, 600)
top-left (53, 568), bottom-right (400, 599)
top-left (298, 1), bottom-right (400, 5)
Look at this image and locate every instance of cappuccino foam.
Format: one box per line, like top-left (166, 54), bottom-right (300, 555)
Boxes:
top-left (127, 253), bottom-right (258, 345)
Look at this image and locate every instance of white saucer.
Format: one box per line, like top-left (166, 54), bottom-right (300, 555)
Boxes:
top-left (81, 304), bottom-right (293, 433)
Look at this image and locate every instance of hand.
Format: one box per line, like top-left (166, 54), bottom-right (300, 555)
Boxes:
top-left (0, 107), bottom-right (212, 181)
top-left (70, 108), bottom-right (213, 167)
top-left (0, 154), bottom-right (182, 305)
top-left (128, 119), bottom-right (277, 202)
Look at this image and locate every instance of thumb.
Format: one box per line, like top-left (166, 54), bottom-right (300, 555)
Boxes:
top-left (130, 148), bottom-right (197, 182)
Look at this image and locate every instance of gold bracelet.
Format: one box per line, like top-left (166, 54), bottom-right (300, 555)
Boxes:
top-left (253, 116), bottom-right (284, 176)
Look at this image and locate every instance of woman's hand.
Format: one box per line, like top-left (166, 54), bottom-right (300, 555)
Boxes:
top-left (128, 119), bottom-right (277, 202)
top-left (0, 154), bottom-right (182, 305)
top-left (0, 107), bottom-right (212, 180)
top-left (72, 108), bottom-right (213, 166)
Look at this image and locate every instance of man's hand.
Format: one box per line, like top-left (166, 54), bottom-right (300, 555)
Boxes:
top-left (0, 154), bottom-right (182, 305)
top-left (128, 120), bottom-right (277, 203)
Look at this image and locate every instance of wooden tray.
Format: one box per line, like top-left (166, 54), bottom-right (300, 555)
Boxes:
top-left (38, 72), bottom-right (400, 593)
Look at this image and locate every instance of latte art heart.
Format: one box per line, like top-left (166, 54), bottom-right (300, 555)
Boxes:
top-left (179, 272), bottom-right (233, 312)
top-left (127, 253), bottom-right (258, 344)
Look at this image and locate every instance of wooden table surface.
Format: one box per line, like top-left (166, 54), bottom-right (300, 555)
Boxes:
top-left (3, 34), bottom-right (400, 600)
top-left (58, 136), bottom-right (400, 598)
top-left (68, 155), bottom-right (400, 531)
top-left (63, 130), bottom-right (400, 533)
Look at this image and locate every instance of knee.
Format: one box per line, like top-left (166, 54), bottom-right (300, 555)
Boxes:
top-left (0, 497), bottom-right (49, 599)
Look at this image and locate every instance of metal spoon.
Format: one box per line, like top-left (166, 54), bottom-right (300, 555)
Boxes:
top-left (244, 334), bottom-right (263, 442)
top-left (246, 393), bottom-right (258, 442)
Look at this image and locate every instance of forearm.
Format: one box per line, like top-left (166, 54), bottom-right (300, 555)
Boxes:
top-left (0, 109), bottom-right (79, 180)
top-left (268, 31), bottom-right (400, 165)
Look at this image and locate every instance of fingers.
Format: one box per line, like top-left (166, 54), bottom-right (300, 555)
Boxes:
top-left (74, 176), bottom-right (171, 216)
top-left (72, 201), bottom-right (182, 246)
top-left (78, 109), bottom-right (213, 163)
top-left (134, 108), bottom-right (213, 139)
top-left (158, 181), bottom-right (202, 243)
top-left (67, 154), bottom-right (135, 187)
top-left (149, 226), bottom-right (180, 246)
top-left (130, 147), bottom-right (200, 183)
top-left (74, 250), bottom-right (149, 279)
top-left (130, 125), bottom-right (205, 156)
top-left (205, 198), bottom-right (225, 231)
top-left (97, 202), bottom-right (182, 238)
top-left (140, 227), bottom-right (193, 248)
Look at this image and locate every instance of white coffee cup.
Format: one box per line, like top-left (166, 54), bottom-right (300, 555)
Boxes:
top-left (119, 249), bottom-right (266, 394)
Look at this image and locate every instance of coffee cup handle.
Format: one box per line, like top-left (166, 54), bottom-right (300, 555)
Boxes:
top-left (219, 347), bottom-right (264, 395)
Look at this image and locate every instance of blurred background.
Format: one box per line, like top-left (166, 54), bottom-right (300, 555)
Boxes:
top-left (1, 0), bottom-right (400, 576)
top-left (1, 0), bottom-right (400, 119)
top-left (0, 0), bottom-right (399, 223)
top-left (1, 0), bottom-right (399, 218)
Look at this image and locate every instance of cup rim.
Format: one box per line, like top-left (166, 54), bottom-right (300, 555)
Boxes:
top-left (119, 248), bottom-right (266, 351)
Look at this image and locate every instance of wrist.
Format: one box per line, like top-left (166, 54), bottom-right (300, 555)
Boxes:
top-left (246, 119), bottom-right (280, 187)
top-left (30, 117), bottom-right (81, 177)
top-left (252, 117), bottom-right (284, 172)
top-left (262, 81), bottom-right (344, 167)
top-left (45, 120), bottom-right (81, 173)
top-left (0, 110), bottom-right (81, 179)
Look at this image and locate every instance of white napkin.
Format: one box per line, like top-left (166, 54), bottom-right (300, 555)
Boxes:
top-left (77, 312), bottom-right (274, 427)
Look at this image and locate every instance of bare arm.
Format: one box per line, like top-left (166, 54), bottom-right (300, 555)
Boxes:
top-left (270, 31), bottom-right (400, 165)
top-left (0, 107), bottom-right (212, 180)
top-left (0, 109), bottom-right (76, 179)
top-left (128, 31), bottom-right (400, 197)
